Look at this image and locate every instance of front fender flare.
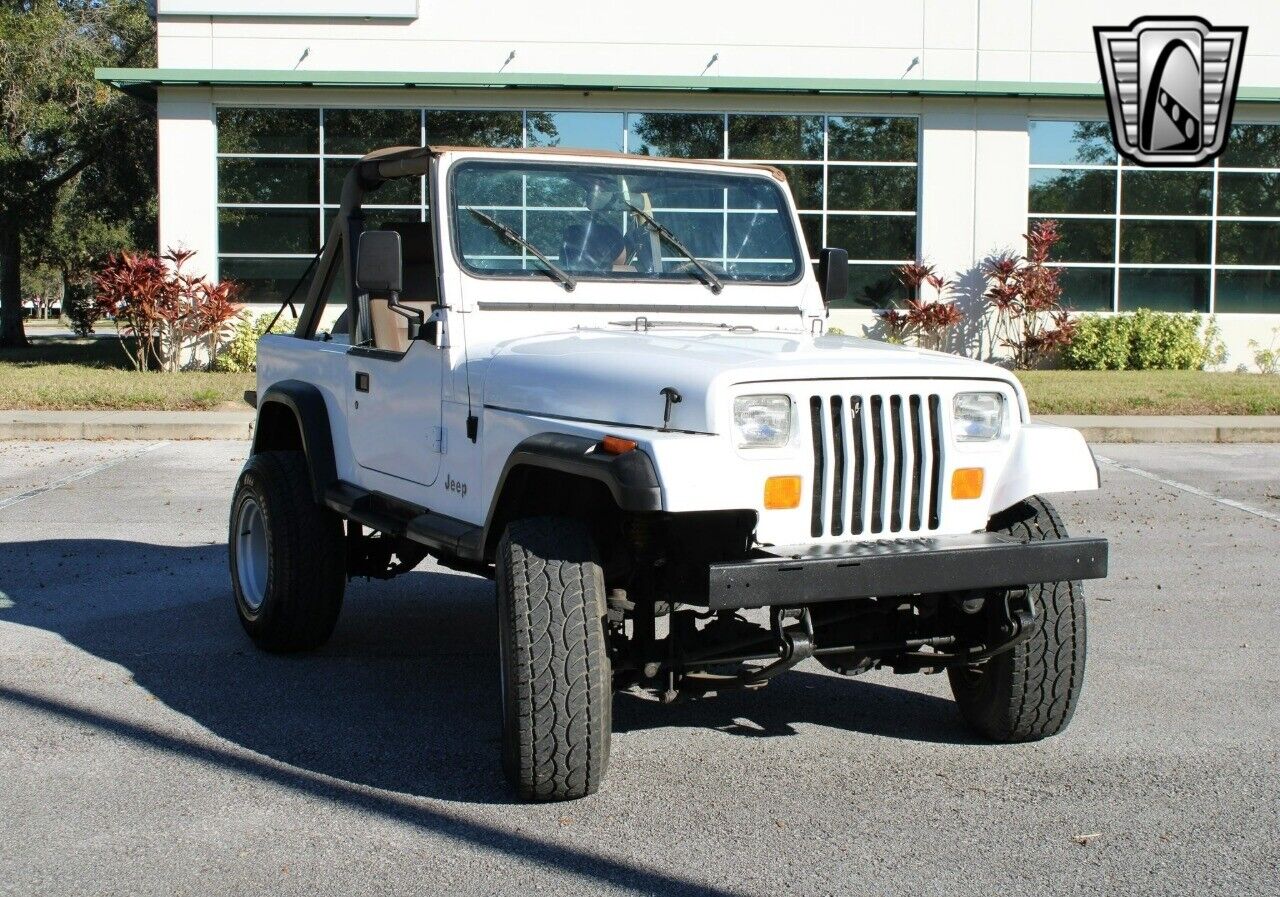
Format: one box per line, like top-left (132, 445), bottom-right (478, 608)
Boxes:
top-left (494, 432), bottom-right (663, 513)
top-left (989, 422), bottom-right (1101, 515)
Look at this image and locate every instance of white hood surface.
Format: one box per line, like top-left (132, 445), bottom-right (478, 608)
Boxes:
top-left (479, 328), bottom-right (1019, 433)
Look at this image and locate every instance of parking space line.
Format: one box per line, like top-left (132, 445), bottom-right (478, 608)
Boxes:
top-left (1096, 455), bottom-right (1280, 524)
top-left (0, 442), bottom-right (170, 513)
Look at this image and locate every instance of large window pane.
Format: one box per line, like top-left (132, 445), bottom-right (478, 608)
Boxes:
top-left (627, 113), bottom-right (723, 158)
top-left (217, 108), bottom-right (317, 154)
top-left (1057, 266), bottom-right (1114, 311)
top-left (218, 157), bottom-right (318, 204)
top-left (1029, 120), bottom-right (1115, 165)
top-left (826, 116), bottom-right (917, 163)
top-left (727, 115), bottom-right (822, 160)
top-left (324, 108), bottom-right (419, 155)
top-left (843, 264), bottom-right (901, 309)
top-left (219, 208), bottom-right (319, 254)
top-left (826, 215), bottom-right (915, 261)
top-left (1216, 222), bottom-right (1280, 266)
top-left (526, 111), bottom-right (624, 152)
top-left (1218, 172), bottom-right (1280, 217)
top-left (827, 167), bottom-right (916, 212)
top-left (324, 208), bottom-right (423, 240)
top-left (426, 110), bottom-right (522, 148)
top-left (1120, 220), bottom-right (1210, 264)
top-left (1219, 124), bottom-right (1280, 169)
top-left (1118, 268), bottom-right (1208, 312)
top-left (798, 214), bottom-right (822, 259)
top-left (324, 159), bottom-right (420, 205)
top-left (1121, 170), bottom-right (1212, 216)
top-left (1215, 269), bottom-right (1280, 313)
top-left (1029, 168), bottom-right (1115, 214)
top-left (1038, 217), bottom-right (1113, 263)
top-left (774, 165), bottom-right (822, 210)
top-left (218, 257), bottom-right (313, 304)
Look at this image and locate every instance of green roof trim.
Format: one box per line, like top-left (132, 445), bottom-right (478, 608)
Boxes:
top-left (97, 67), bottom-right (1280, 104)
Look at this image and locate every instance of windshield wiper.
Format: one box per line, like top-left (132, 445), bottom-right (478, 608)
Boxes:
top-left (466, 207), bottom-right (576, 292)
top-left (624, 202), bottom-right (724, 295)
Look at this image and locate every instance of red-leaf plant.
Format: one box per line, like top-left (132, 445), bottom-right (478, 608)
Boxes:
top-left (876, 262), bottom-right (965, 352)
top-left (981, 220), bottom-right (1075, 369)
top-left (94, 247), bottom-right (242, 371)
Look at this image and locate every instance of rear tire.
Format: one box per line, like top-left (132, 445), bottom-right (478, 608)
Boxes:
top-left (496, 517), bottom-right (612, 801)
top-left (228, 450), bottom-right (345, 652)
top-left (948, 496), bottom-right (1087, 742)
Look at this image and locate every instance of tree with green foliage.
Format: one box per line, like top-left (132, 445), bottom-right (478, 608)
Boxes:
top-left (0, 0), bottom-right (156, 348)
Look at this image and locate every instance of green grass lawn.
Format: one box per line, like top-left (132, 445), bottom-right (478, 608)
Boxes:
top-left (2, 333), bottom-right (1277, 414)
top-left (0, 334), bottom-right (254, 411)
top-left (1017, 370), bottom-right (1280, 415)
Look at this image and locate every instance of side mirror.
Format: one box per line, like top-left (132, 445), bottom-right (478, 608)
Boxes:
top-left (356, 230), bottom-right (403, 294)
top-left (817, 247), bottom-right (849, 306)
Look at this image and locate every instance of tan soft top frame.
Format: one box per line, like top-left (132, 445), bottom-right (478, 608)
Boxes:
top-left (296, 145), bottom-right (787, 339)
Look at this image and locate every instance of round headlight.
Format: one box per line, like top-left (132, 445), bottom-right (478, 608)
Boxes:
top-left (733, 395), bottom-right (792, 448)
top-left (953, 392), bottom-right (1005, 441)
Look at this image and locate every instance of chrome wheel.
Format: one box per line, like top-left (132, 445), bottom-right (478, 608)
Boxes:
top-left (235, 497), bottom-right (269, 611)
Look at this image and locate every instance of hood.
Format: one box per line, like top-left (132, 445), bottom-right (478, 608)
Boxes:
top-left (480, 328), bottom-right (1018, 433)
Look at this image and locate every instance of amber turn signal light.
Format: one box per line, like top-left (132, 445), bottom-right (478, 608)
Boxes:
top-left (951, 467), bottom-right (985, 499)
top-left (600, 435), bottom-right (638, 455)
top-left (764, 475), bottom-right (802, 509)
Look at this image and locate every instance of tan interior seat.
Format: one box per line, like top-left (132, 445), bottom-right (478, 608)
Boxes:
top-left (368, 221), bottom-right (438, 353)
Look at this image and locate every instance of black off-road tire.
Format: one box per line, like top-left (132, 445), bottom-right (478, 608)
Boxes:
top-left (496, 517), bottom-right (612, 801)
top-left (948, 495), bottom-right (1087, 742)
top-left (228, 450), bottom-right (345, 652)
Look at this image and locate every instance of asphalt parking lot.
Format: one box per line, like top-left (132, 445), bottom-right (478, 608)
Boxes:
top-left (1, 440), bottom-right (1277, 896)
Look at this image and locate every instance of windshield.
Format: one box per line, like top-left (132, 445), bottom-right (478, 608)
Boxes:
top-left (450, 160), bottom-right (804, 285)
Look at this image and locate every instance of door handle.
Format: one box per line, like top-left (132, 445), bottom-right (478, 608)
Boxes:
top-left (355, 372), bottom-right (370, 393)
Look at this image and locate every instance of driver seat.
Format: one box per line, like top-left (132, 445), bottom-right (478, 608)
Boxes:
top-left (368, 221), bottom-right (438, 352)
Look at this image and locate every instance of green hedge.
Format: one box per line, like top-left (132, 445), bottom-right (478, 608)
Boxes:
top-left (213, 312), bottom-right (295, 372)
top-left (1064, 310), bottom-right (1224, 371)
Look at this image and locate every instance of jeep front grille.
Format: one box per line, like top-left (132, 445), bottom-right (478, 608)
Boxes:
top-left (808, 392), bottom-right (944, 538)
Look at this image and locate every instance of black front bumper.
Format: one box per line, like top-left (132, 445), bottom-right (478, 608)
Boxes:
top-left (706, 533), bottom-right (1109, 610)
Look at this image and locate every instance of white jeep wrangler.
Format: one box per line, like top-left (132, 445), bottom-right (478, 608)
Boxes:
top-left (229, 145), bottom-right (1108, 801)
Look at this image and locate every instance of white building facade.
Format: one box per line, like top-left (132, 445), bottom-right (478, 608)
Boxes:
top-left (102, 0), bottom-right (1280, 366)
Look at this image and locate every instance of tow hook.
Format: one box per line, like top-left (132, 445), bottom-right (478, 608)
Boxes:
top-left (1002, 588), bottom-right (1036, 642)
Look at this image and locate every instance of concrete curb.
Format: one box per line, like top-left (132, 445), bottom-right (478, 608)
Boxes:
top-left (1, 411), bottom-right (1278, 442)
top-left (0, 411), bottom-right (254, 441)
top-left (1036, 415), bottom-right (1280, 444)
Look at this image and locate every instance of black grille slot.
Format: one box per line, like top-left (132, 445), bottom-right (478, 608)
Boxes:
top-left (809, 396), bottom-right (825, 538)
top-left (889, 395), bottom-right (905, 532)
top-left (869, 396), bottom-right (885, 534)
top-left (850, 397), bottom-right (865, 535)
top-left (909, 395), bottom-right (924, 531)
top-left (829, 396), bottom-right (845, 535)
top-left (928, 394), bottom-right (943, 530)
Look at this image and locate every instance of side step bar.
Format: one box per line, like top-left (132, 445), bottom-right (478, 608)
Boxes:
top-left (323, 481), bottom-right (484, 561)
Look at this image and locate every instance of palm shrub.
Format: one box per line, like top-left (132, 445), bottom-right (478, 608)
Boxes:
top-left (981, 220), bottom-right (1075, 369)
top-left (93, 248), bottom-right (242, 371)
top-left (877, 262), bottom-right (964, 351)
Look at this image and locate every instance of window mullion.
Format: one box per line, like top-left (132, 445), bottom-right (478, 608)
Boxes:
top-left (1113, 160), bottom-right (1122, 312)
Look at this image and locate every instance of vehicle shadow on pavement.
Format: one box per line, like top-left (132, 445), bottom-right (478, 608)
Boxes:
top-left (612, 673), bottom-right (976, 745)
top-left (2, 538), bottom-right (976, 814)
top-left (2, 539), bottom-right (509, 805)
top-left (7, 539), bottom-right (779, 897)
